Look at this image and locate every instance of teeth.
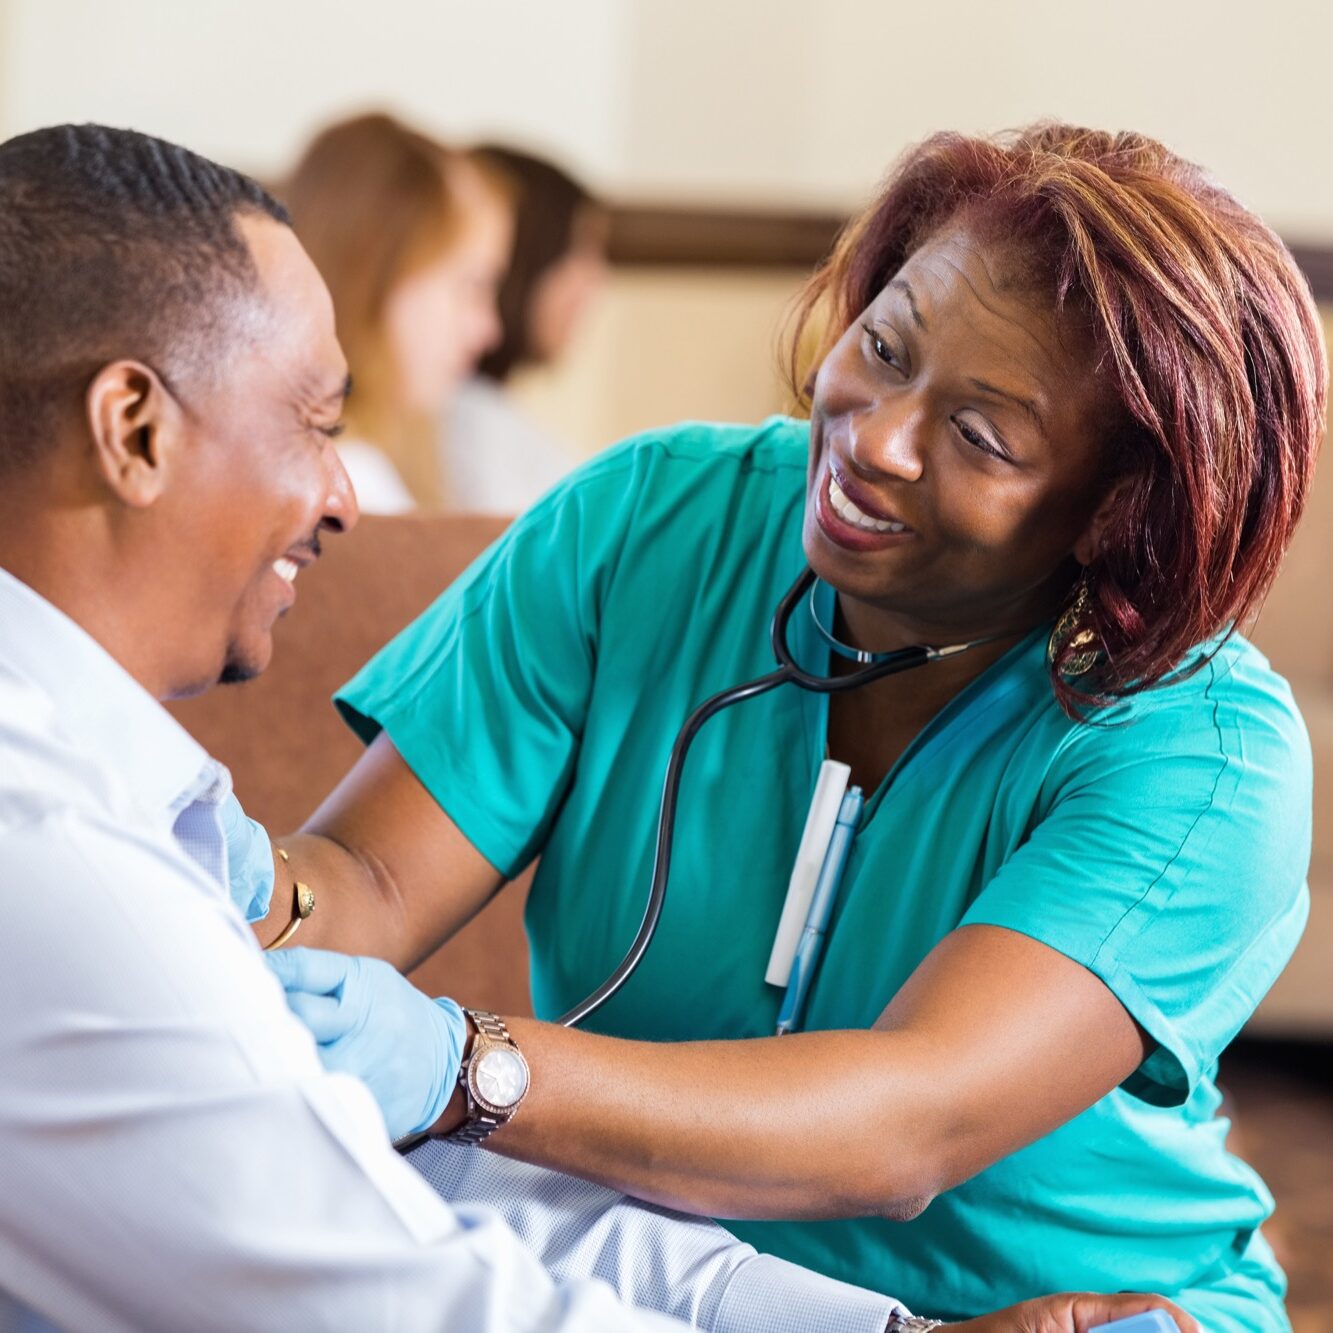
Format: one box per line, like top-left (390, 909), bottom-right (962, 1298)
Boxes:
top-left (272, 558), bottom-right (299, 584)
top-left (828, 475), bottom-right (907, 534)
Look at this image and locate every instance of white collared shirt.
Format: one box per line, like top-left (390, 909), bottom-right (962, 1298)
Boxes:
top-left (0, 566), bottom-right (899, 1333)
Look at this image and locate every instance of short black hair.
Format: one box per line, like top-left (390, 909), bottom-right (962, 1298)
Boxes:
top-left (0, 123), bottom-right (290, 469)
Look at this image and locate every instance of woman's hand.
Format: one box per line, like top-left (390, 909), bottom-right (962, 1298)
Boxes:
top-left (267, 946), bottom-right (467, 1141)
top-left (952, 1291), bottom-right (1199, 1333)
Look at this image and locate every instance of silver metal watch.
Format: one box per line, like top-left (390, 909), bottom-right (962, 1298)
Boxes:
top-left (886, 1314), bottom-right (945, 1332)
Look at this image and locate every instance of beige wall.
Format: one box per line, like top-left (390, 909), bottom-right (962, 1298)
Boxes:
top-left (8, 0), bottom-right (1329, 457)
top-left (0, 0), bottom-right (629, 185)
top-left (1247, 318), bottom-right (1333, 1034)
top-left (613, 0), bottom-right (1333, 237)
top-left (3, 0), bottom-right (1333, 240)
top-left (509, 267), bottom-right (806, 456)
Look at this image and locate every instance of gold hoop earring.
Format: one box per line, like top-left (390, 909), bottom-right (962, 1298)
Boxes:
top-left (1047, 577), bottom-right (1100, 678)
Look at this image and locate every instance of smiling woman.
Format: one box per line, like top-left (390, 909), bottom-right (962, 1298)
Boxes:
top-left (248, 123), bottom-right (1326, 1331)
top-left (789, 125), bottom-right (1324, 715)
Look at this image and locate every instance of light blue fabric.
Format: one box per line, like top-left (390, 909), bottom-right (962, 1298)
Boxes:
top-left (338, 417), bottom-right (1309, 1330)
top-left (218, 790), bottom-right (276, 923)
top-left (267, 947), bottom-right (468, 1141)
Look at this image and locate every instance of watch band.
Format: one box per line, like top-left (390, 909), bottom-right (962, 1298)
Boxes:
top-left (469, 1009), bottom-right (513, 1045)
top-left (447, 1110), bottom-right (505, 1146)
top-left (886, 1315), bottom-right (944, 1331)
top-left (446, 1009), bottom-right (525, 1146)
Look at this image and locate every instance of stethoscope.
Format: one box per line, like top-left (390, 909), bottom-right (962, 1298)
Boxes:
top-left (557, 566), bottom-right (1000, 1027)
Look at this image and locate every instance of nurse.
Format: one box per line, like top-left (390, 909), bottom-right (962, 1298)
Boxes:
top-left (246, 124), bottom-right (1324, 1330)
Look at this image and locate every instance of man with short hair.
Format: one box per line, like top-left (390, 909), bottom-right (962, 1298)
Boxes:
top-left (0, 122), bottom-right (899, 1333)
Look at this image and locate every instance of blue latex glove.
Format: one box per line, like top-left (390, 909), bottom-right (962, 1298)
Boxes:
top-left (266, 946), bottom-right (467, 1141)
top-left (1090, 1315), bottom-right (1180, 1333)
top-left (218, 791), bottom-right (276, 923)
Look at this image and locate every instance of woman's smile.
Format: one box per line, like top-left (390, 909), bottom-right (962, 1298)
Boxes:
top-left (813, 456), bottom-right (917, 553)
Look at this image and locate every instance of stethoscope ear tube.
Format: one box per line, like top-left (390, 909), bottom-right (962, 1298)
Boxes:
top-left (556, 663), bottom-right (790, 1026)
top-left (557, 566), bottom-right (951, 1027)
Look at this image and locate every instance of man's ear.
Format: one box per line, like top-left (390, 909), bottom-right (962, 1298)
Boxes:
top-left (1072, 476), bottom-right (1134, 568)
top-left (85, 360), bottom-right (184, 508)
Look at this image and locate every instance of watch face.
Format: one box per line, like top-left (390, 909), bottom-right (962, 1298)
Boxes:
top-left (474, 1047), bottom-right (529, 1110)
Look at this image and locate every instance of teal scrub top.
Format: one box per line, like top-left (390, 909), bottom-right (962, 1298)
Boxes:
top-left (338, 417), bottom-right (1311, 1331)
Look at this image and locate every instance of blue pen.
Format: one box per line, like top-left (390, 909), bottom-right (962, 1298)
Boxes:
top-left (775, 785), bottom-right (863, 1035)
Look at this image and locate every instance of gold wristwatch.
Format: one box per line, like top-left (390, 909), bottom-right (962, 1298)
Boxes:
top-left (445, 1009), bottom-right (530, 1145)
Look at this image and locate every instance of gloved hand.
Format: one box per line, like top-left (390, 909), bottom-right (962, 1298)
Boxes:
top-left (219, 790), bottom-right (276, 923)
top-left (266, 946), bottom-right (467, 1142)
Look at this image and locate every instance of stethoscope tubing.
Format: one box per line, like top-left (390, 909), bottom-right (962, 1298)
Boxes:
top-left (557, 567), bottom-right (939, 1027)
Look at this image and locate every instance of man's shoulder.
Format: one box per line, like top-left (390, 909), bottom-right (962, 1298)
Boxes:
top-left (0, 682), bottom-right (251, 1012)
top-left (0, 668), bottom-right (157, 849)
top-left (0, 671), bottom-right (85, 824)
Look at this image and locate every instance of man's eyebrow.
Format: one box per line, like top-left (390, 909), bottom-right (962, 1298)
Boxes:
top-left (969, 377), bottom-right (1046, 434)
top-left (888, 278), bottom-right (927, 332)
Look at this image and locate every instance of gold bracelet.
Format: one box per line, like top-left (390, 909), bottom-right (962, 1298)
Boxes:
top-left (263, 848), bottom-right (316, 951)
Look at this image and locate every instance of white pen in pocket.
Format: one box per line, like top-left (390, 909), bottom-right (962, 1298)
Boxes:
top-left (765, 759), bottom-right (851, 988)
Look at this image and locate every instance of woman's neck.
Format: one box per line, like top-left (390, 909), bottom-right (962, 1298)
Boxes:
top-left (825, 617), bottom-right (1028, 795)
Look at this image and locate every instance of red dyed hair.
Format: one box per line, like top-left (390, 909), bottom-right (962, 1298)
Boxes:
top-left (787, 125), bottom-right (1327, 714)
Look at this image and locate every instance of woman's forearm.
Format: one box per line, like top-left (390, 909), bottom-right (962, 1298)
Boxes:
top-left (458, 1020), bottom-right (950, 1220)
top-left (437, 929), bottom-right (1146, 1222)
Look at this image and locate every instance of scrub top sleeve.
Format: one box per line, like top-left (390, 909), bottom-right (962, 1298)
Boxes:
top-left (960, 655), bottom-right (1312, 1107)
top-left (336, 455), bottom-right (643, 880)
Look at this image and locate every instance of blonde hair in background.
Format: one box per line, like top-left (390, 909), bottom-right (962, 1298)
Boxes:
top-left (282, 112), bottom-right (507, 507)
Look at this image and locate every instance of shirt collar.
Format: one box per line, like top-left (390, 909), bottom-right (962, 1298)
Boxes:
top-left (0, 566), bottom-right (220, 818)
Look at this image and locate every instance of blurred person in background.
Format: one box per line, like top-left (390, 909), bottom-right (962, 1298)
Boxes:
top-left (444, 145), bottom-right (610, 514)
top-left (284, 112), bottom-right (512, 513)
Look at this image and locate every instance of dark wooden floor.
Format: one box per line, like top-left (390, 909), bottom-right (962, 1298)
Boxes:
top-left (1220, 1041), bottom-right (1333, 1333)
